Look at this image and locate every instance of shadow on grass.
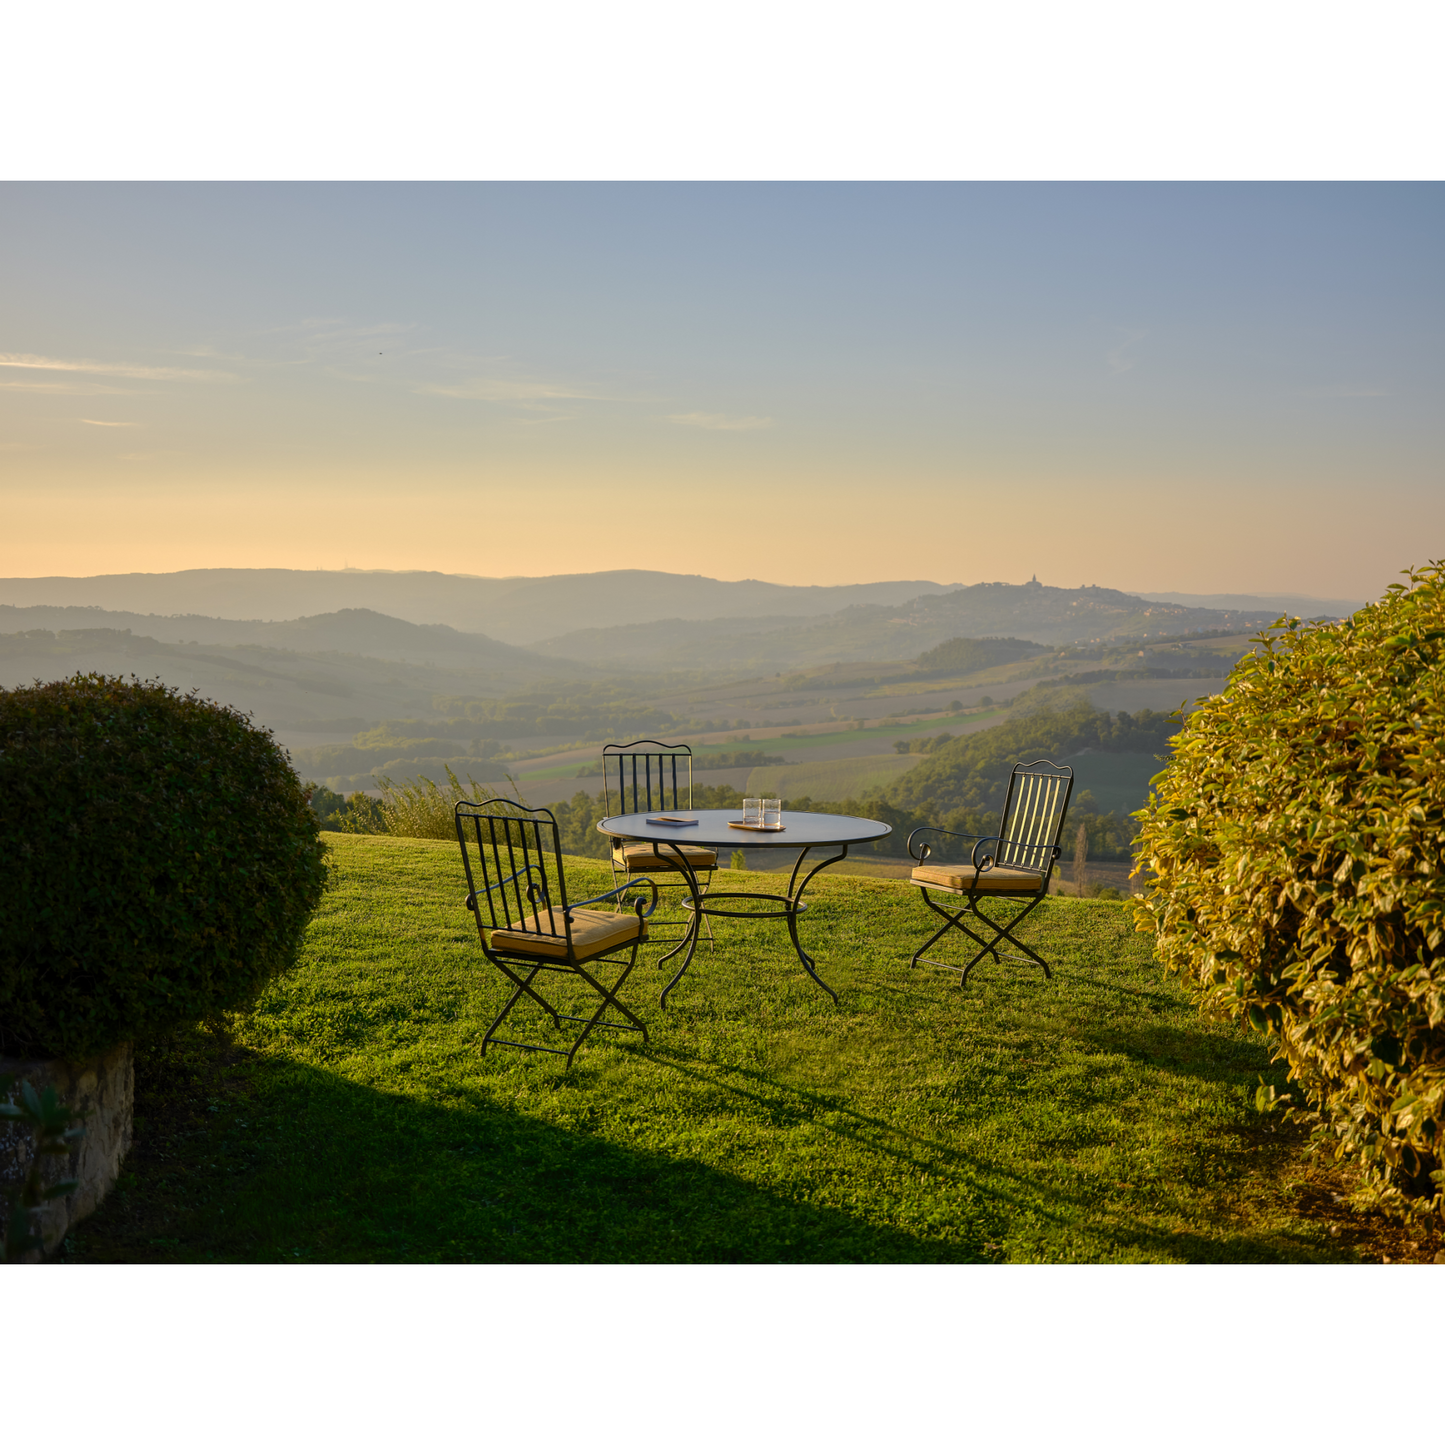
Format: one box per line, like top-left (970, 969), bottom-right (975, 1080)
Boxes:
top-left (73, 1041), bottom-right (989, 1264)
top-left (1066, 1017), bottom-right (1278, 1087)
top-left (644, 1049), bottom-right (1350, 1265)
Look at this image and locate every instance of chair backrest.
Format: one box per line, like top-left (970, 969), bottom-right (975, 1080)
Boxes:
top-left (455, 798), bottom-right (569, 945)
top-left (602, 741), bottom-right (694, 816)
top-left (995, 761), bottom-right (1074, 878)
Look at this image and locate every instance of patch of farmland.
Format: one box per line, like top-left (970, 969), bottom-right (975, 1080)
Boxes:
top-left (1084, 676), bottom-right (1225, 717)
top-left (746, 753), bottom-right (922, 800)
top-left (1054, 751), bottom-right (1169, 817)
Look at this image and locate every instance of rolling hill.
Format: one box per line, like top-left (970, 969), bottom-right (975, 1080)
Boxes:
top-left (0, 569), bottom-right (955, 645)
top-left (531, 578), bottom-right (1299, 666)
top-left (0, 616), bottom-right (591, 740)
top-left (0, 605), bottom-right (561, 669)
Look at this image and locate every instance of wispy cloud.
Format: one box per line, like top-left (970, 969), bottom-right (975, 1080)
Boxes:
top-left (80, 418), bottom-right (138, 427)
top-left (0, 352), bottom-right (236, 382)
top-left (667, 412), bottom-right (774, 431)
top-left (419, 377), bottom-right (606, 403)
top-left (0, 379), bottom-right (136, 394)
top-left (1106, 330), bottom-right (1146, 375)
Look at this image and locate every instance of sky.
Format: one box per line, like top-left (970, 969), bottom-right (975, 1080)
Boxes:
top-left (3, 181), bottom-right (1442, 597)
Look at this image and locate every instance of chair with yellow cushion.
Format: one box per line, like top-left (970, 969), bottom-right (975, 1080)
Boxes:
top-left (907, 760), bottom-right (1073, 986)
top-left (456, 798), bottom-right (658, 1068)
top-left (602, 740), bottom-right (718, 954)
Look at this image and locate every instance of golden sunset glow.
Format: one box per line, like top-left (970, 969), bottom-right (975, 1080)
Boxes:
top-left (3, 184), bottom-right (1441, 593)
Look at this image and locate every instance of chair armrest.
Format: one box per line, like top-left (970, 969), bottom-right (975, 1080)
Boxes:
top-left (907, 826), bottom-right (986, 863)
top-left (968, 836), bottom-right (1057, 871)
top-left (570, 876), bottom-right (660, 919)
top-left (463, 862), bottom-right (545, 911)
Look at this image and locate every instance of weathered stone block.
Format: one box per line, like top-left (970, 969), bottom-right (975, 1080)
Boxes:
top-left (0, 1041), bottom-right (134, 1260)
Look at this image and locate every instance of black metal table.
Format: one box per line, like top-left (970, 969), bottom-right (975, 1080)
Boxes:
top-left (596, 809), bottom-right (892, 1005)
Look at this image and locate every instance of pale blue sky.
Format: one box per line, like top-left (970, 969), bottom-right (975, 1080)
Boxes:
top-left (3, 182), bottom-right (1441, 593)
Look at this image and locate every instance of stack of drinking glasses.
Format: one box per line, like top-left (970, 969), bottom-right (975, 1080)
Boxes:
top-left (741, 796), bottom-right (783, 829)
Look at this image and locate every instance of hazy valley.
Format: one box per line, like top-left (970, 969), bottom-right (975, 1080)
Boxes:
top-left (0, 567), bottom-right (1345, 849)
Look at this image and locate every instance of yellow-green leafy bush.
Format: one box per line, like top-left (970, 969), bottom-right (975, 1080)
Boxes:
top-left (0, 674), bottom-right (329, 1059)
top-left (1136, 565), bottom-right (1445, 1217)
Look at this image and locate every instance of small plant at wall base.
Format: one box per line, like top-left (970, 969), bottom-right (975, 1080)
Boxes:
top-left (1, 1075), bottom-right (85, 1263)
top-left (1135, 563), bottom-right (1445, 1222)
top-left (0, 674), bottom-right (330, 1060)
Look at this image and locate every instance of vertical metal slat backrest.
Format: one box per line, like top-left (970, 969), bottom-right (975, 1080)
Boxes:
top-left (456, 800), bottom-right (568, 944)
top-left (998, 762), bottom-right (1073, 875)
top-left (603, 742), bottom-right (693, 815)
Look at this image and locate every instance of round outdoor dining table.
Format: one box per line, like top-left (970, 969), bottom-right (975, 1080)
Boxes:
top-left (596, 809), bottom-right (892, 1005)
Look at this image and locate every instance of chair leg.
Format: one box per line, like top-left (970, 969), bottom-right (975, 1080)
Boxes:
top-left (975, 894), bottom-right (1052, 979)
top-left (912, 890), bottom-right (1052, 984)
top-left (480, 960), bottom-right (555, 1057)
top-left (912, 894), bottom-right (999, 981)
top-left (566, 944), bottom-right (648, 1068)
top-left (481, 945), bottom-right (648, 1068)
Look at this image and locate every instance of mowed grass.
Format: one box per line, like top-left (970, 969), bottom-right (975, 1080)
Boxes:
top-left (72, 833), bottom-right (1375, 1264)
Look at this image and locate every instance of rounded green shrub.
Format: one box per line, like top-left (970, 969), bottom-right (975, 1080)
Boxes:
top-left (0, 674), bottom-right (329, 1059)
top-left (1136, 565), bottom-right (1445, 1218)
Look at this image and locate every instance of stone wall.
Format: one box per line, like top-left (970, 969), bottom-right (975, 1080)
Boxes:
top-left (0, 1041), bottom-right (134, 1260)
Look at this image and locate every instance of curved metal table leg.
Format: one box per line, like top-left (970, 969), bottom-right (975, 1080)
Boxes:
top-left (782, 845), bottom-right (848, 1003)
top-left (658, 841), bottom-right (705, 1009)
top-left (660, 844), bottom-right (851, 1006)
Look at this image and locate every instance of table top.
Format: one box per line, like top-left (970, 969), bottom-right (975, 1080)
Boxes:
top-left (597, 809), bottom-right (892, 850)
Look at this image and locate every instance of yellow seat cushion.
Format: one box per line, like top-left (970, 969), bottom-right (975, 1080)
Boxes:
top-left (618, 842), bottom-right (718, 872)
top-left (911, 864), bottom-right (1044, 894)
top-left (490, 906), bottom-right (646, 962)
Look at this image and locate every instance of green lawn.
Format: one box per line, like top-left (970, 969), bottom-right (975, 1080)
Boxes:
top-left (71, 833), bottom-right (1376, 1264)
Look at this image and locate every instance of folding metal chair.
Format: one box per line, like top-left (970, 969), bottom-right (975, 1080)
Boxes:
top-left (906, 760), bottom-right (1073, 985)
top-left (601, 740), bottom-right (717, 955)
top-left (456, 798), bottom-right (658, 1068)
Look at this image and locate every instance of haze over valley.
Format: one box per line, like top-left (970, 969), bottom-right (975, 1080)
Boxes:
top-left (0, 567), bottom-right (1351, 849)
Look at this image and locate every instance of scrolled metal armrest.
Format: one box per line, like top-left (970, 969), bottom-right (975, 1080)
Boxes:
top-left (462, 861), bottom-right (545, 910)
top-left (969, 835), bottom-right (1003, 869)
top-left (907, 826), bottom-right (987, 863)
top-left (571, 875), bottom-right (660, 919)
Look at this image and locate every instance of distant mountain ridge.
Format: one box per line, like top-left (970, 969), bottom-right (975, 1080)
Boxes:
top-left (1, 574), bottom-right (1340, 677)
top-left (531, 578), bottom-right (1317, 666)
top-left (0, 610), bottom-right (590, 734)
top-left (0, 605), bottom-right (550, 668)
top-left (1131, 590), bottom-right (1367, 618)
top-left (0, 569), bottom-right (956, 645)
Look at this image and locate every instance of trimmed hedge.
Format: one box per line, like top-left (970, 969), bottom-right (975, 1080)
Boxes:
top-left (0, 675), bottom-right (329, 1059)
top-left (1136, 565), bottom-right (1445, 1217)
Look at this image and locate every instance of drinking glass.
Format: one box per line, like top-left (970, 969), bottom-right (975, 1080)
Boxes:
top-left (762, 797), bottom-right (782, 829)
top-left (743, 796), bottom-right (762, 825)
